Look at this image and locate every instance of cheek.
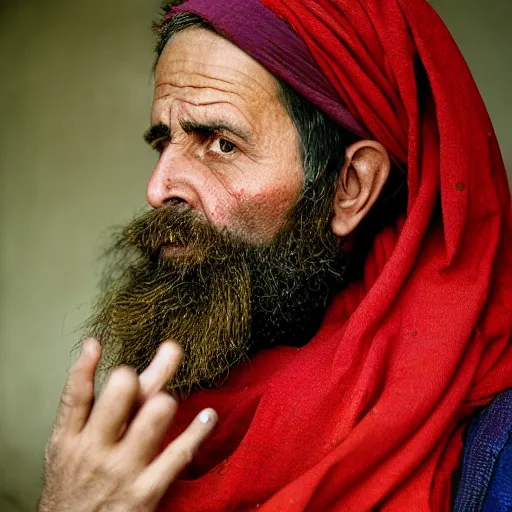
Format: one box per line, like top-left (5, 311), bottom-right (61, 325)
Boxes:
top-left (198, 151), bottom-right (303, 241)
top-left (231, 184), bottom-right (302, 242)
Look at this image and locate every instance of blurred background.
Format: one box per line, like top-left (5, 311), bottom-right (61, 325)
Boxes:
top-left (0, 0), bottom-right (510, 510)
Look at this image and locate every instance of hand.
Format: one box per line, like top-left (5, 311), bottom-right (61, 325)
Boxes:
top-left (39, 338), bottom-right (217, 512)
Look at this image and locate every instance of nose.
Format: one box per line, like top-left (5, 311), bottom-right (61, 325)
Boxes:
top-left (146, 147), bottom-right (199, 209)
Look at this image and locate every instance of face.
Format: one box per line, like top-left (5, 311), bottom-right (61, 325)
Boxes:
top-left (146, 28), bottom-right (304, 243)
top-left (85, 27), bottom-right (348, 396)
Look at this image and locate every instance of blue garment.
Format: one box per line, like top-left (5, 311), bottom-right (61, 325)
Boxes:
top-left (453, 388), bottom-right (512, 511)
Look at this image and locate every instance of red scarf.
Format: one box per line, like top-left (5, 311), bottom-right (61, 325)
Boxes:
top-left (160, 0), bottom-right (512, 509)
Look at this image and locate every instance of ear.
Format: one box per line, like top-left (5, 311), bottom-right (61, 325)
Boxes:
top-left (331, 140), bottom-right (390, 238)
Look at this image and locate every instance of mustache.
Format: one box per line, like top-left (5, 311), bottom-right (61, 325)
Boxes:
top-left (116, 205), bottom-right (246, 263)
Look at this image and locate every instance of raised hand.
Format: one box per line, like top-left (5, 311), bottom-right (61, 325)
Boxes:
top-left (39, 338), bottom-right (216, 512)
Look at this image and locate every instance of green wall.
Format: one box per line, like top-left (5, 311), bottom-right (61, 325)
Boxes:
top-left (0, 1), bottom-right (160, 509)
top-left (0, 1), bottom-right (509, 510)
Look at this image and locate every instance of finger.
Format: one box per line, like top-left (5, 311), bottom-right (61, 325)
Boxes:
top-left (135, 408), bottom-right (217, 501)
top-left (138, 342), bottom-right (182, 402)
top-left (55, 338), bottom-right (101, 435)
top-left (119, 391), bottom-right (178, 467)
top-left (85, 365), bottom-right (139, 445)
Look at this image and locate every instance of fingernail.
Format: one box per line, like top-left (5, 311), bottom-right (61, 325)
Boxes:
top-left (198, 409), bottom-right (215, 425)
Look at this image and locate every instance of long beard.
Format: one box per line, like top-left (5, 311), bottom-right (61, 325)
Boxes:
top-left (85, 177), bottom-right (347, 396)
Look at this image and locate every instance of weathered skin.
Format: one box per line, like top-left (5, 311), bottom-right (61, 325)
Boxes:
top-left (39, 338), bottom-right (217, 511)
top-left (148, 28), bottom-right (304, 243)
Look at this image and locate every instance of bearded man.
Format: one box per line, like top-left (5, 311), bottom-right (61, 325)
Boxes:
top-left (39, 0), bottom-right (512, 510)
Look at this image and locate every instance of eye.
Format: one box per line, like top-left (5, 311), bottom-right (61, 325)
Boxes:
top-left (210, 138), bottom-right (237, 155)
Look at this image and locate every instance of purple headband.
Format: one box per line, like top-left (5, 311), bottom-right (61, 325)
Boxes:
top-left (166, 0), bottom-right (369, 139)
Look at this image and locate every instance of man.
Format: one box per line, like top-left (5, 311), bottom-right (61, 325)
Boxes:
top-left (39, 0), bottom-right (512, 510)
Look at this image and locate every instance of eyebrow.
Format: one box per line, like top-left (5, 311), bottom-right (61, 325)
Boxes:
top-left (143, 119), bottom-right (252, 149)
top-left (178, 119), bottom-right (252, 143)
top-left (144, 123), bottom-right (170, 149)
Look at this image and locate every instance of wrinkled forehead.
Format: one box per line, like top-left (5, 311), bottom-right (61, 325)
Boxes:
top-left (153, 29), bottom-right (286, 131)
top-left (155, 28), bottom-right (279, 100)
top-left (151, 28), bottom-right (298, 147)
top-left (161, 0), bottom-right (368, 138)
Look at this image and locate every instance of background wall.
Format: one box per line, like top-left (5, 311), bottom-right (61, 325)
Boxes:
top-left (0, 1), bottom-right (160, 510)
top-left (0, 0), bottom-right (510, 510)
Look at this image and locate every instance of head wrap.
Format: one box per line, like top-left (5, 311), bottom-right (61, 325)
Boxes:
top-left (170, 0), bottom-right (370, 139)
top-left (158, 0), bottom-right (512, 509)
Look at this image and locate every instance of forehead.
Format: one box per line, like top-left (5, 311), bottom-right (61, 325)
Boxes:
top-left (153, 28), bottom-right (283, 125)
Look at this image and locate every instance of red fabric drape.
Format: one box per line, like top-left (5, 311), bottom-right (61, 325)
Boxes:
top-left (160, 0), bottom-right (512, 509)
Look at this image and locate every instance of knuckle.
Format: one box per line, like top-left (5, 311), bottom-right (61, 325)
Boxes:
top-left (66, 359), bottom-right (84, 383)
top-left (151, 392), bottom-right (177, 416)
top-left (59, 384), bottom-right (76, 409)
top-left (68, 358), bottom-right (82, 375)
top-left (132, 394), bottom-right (176, 441)
top-left (58, 365), bottom-right (95, 414)
top-left (175, 445), bottom-right (195, 466)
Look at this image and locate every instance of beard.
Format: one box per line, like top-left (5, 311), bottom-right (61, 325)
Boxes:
top-left (85, 173), bottom-right (348, 396)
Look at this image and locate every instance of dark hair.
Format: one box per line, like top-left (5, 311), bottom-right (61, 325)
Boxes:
top-left (152, 8), bottom-right (407, 272)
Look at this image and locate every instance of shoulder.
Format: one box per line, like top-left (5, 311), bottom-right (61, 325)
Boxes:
top-left (452, 388), bottom-right (512, 511)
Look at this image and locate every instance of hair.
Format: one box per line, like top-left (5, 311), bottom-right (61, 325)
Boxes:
top-left (151, 5), bottom-right (407, 275)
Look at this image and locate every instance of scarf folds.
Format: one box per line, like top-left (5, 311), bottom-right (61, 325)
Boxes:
top-left (159, 0), bottom-right (512, 510)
